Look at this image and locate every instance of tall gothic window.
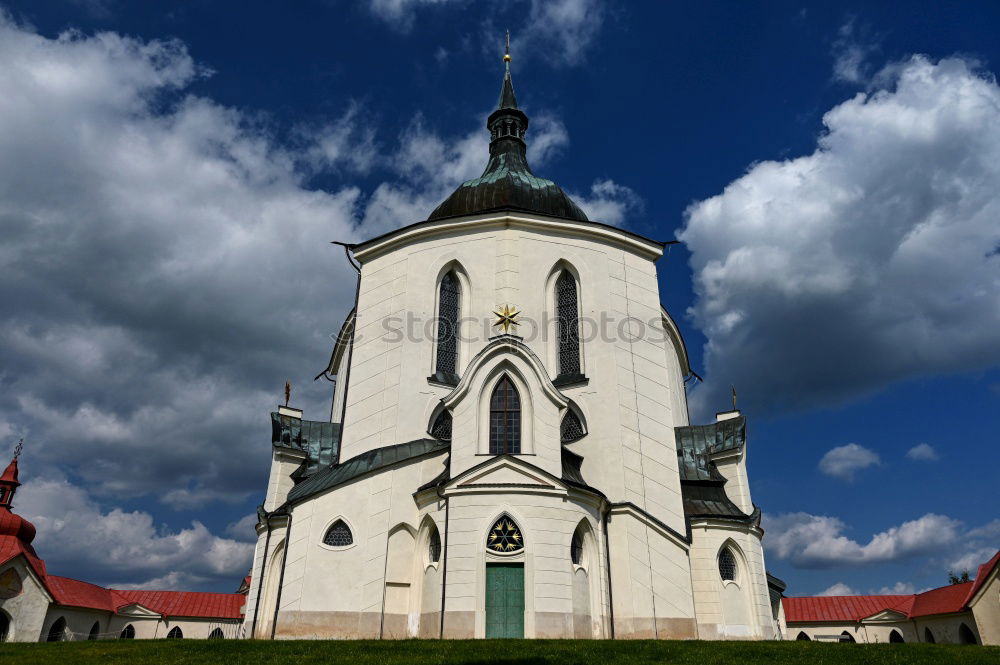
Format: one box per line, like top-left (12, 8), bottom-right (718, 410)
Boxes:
top-left (556, 270), bottom-right (580, 378)
top-left (718, 547), bottom-right (737, 581)
top-left (489, 376), bottom-right (521, 454)
top-left (435, 271), bottom-right (461, 380)
top-left (428, 525), bottom-right (442, 563)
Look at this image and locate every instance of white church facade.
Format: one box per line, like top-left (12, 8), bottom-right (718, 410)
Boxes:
top-left (242, 52), bottom-right (785, 641)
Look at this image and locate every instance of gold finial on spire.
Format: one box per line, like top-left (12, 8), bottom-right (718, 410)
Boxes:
top-left (504, 30), bottom-right (511, 62)
top-left (12, 438), bottom-right (23, 460)
top-left (284, 381), bottom-right (291, 407)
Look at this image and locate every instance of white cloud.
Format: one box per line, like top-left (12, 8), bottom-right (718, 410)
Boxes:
top-left (16, 477), bottom-right (253, 588)
top-left (906, 443), bottom-right (939, 461)
top-left (819, 443), bottom-right (880, 481)
top-left (876, 581), bottom-right (916, 595)
top-left (367, 0), bottom-right (461, 32)
top-left (817, 582), bottom-right (858, 596)
top-left (0, 14), bottom-right (364, 510)
top-left (516, 0), bottom-right (606, 67)
top-left (225, 513), bottom-right (259, 543)
top-left (832, 19), bottom-right (879, 84)
top-left (764, 511), bottom-right (962, 568)
top-left (573, 179), bottom-right (643, 226)
top-left (681, 55), bottom-right (1000, 416)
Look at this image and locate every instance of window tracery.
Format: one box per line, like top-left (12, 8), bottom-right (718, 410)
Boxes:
top-left (323, 520), bottom-right (353, 547)
top-left (489, 376), bottom-right (521, 454)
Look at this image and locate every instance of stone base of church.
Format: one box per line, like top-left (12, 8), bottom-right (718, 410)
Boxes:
top-left (271, 610), bottom-right (701, 640)
top-left (612, 617), bottom-right (698, 640)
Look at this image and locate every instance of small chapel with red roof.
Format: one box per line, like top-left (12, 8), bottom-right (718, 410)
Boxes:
top-left (0, 448), bottom-right (247, 642)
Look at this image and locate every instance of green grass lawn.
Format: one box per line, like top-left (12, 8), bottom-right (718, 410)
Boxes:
top-left (0, 639), bottom-right (997, 665)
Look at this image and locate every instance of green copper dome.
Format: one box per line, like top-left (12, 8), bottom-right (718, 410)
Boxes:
top-left (428, 53), bottom-right (588, 222)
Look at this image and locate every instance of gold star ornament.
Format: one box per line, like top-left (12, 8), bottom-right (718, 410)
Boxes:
top-left (493, 304), bottom-right (520, 334)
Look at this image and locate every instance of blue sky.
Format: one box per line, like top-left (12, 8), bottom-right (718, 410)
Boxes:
top-left (0, 1), bottom-right (997, 596)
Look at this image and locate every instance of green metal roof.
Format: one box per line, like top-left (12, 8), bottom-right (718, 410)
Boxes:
top-left (428, 55), bottom-right (588, 223)
top-left (271, 413), bottom-right (340, 475)
top-left (675, 416), bottom-right (746, 482)
top-left (675, 416), bottom-right (754, 522)
top-left (287, 438), bottom-right (448, 504)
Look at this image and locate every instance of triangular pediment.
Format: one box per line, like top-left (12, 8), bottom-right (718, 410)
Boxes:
top-left (458, 458), bottom-right (557, 488)
top-left (862, 609), bottom-right (908, 623)
top-left (116, 602), bottom-right (161, 618)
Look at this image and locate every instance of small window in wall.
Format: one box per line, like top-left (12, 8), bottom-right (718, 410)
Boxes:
top-left (570, 529), bottom-right (584, 566)
top-left (429, 410), bottom-right (452, 442)
top-left (796, 631), bottom-right (810, 641)
top-left (718, 547), bottom-right (737, 581)
top-left (323, 520), bottom-right (353, 547)
top-left (46, 617), bottom-right (66, 642)
top-left (889, 629), bottom-right (904, 643)
top-left (924, 627), bottom-right (935, 644)
top-left (959, 623), bottom-right (977, 645)
top-left (0, 611), bottom-right (9, 642)
top-left (88, 622), bottom-right (100, 640)
top-left (166, 626), bottom-right (183, 639)
top-left (208, 627), bottom-right (224, 640)
top-left (839, 631), bottom-right (855, 643)
top-left (119, 624), bottom-right (135, 639)
top-left (560, 410), bottom-right (585, 443)
top-left (428, 526), bottom-right (442, 563)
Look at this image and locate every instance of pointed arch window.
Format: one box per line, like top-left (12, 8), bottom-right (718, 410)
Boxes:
top-left (166, 626), bottom-right (183, 639)
top-left (428, 525), bottom-right (442, 564)
top-left (487, 515), bottom-right (524, 553)
top-left (323, 520), bottom-right (353, 547)
top-left (489, 376), bottom-right (521, 454)
top-left (209, 627), bottom-right (224, 640)
top-left (556, 270), bottom-right (581, 378)
top-left (570, 528), bottom-right (584, 565)
top-left (435, 271), bottom-right (461, 382)
top-left (119, 624), bottom-right (135, 640)
top-left (88, 621), bottom-right (100, 640)
top-left (718, 547), bottom-right (737, 581)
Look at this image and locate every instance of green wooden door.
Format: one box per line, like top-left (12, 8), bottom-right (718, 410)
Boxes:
top-left (485, 563), bottom-right (524, 638)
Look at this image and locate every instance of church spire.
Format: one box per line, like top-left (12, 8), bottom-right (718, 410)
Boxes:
top-left (498, 30), bottom-right (518, 110)
top-left (488, 32), bottom-right (528, 148)
top-left (0, 439), bottom-right (23, 510)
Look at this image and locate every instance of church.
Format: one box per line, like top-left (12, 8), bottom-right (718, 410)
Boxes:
top-left (242, 49), bottom-right (785, 641)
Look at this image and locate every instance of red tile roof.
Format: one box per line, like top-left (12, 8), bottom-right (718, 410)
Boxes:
top-left (963, 550), bottom-right (1000, 607)
top-left (910, 581), bottom-right (973, 617)
top-left (784, 552), bottom-right (1000, 624)
top-left (112, 589), bottom-right (244, 619)
top-left (45, 575), bottom-right (122, 613)
top-left (783, 594), bottom-right (913, 622)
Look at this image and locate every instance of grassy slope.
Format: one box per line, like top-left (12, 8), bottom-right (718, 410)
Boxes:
top-left (0, 640), bottom-right (998, 665)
